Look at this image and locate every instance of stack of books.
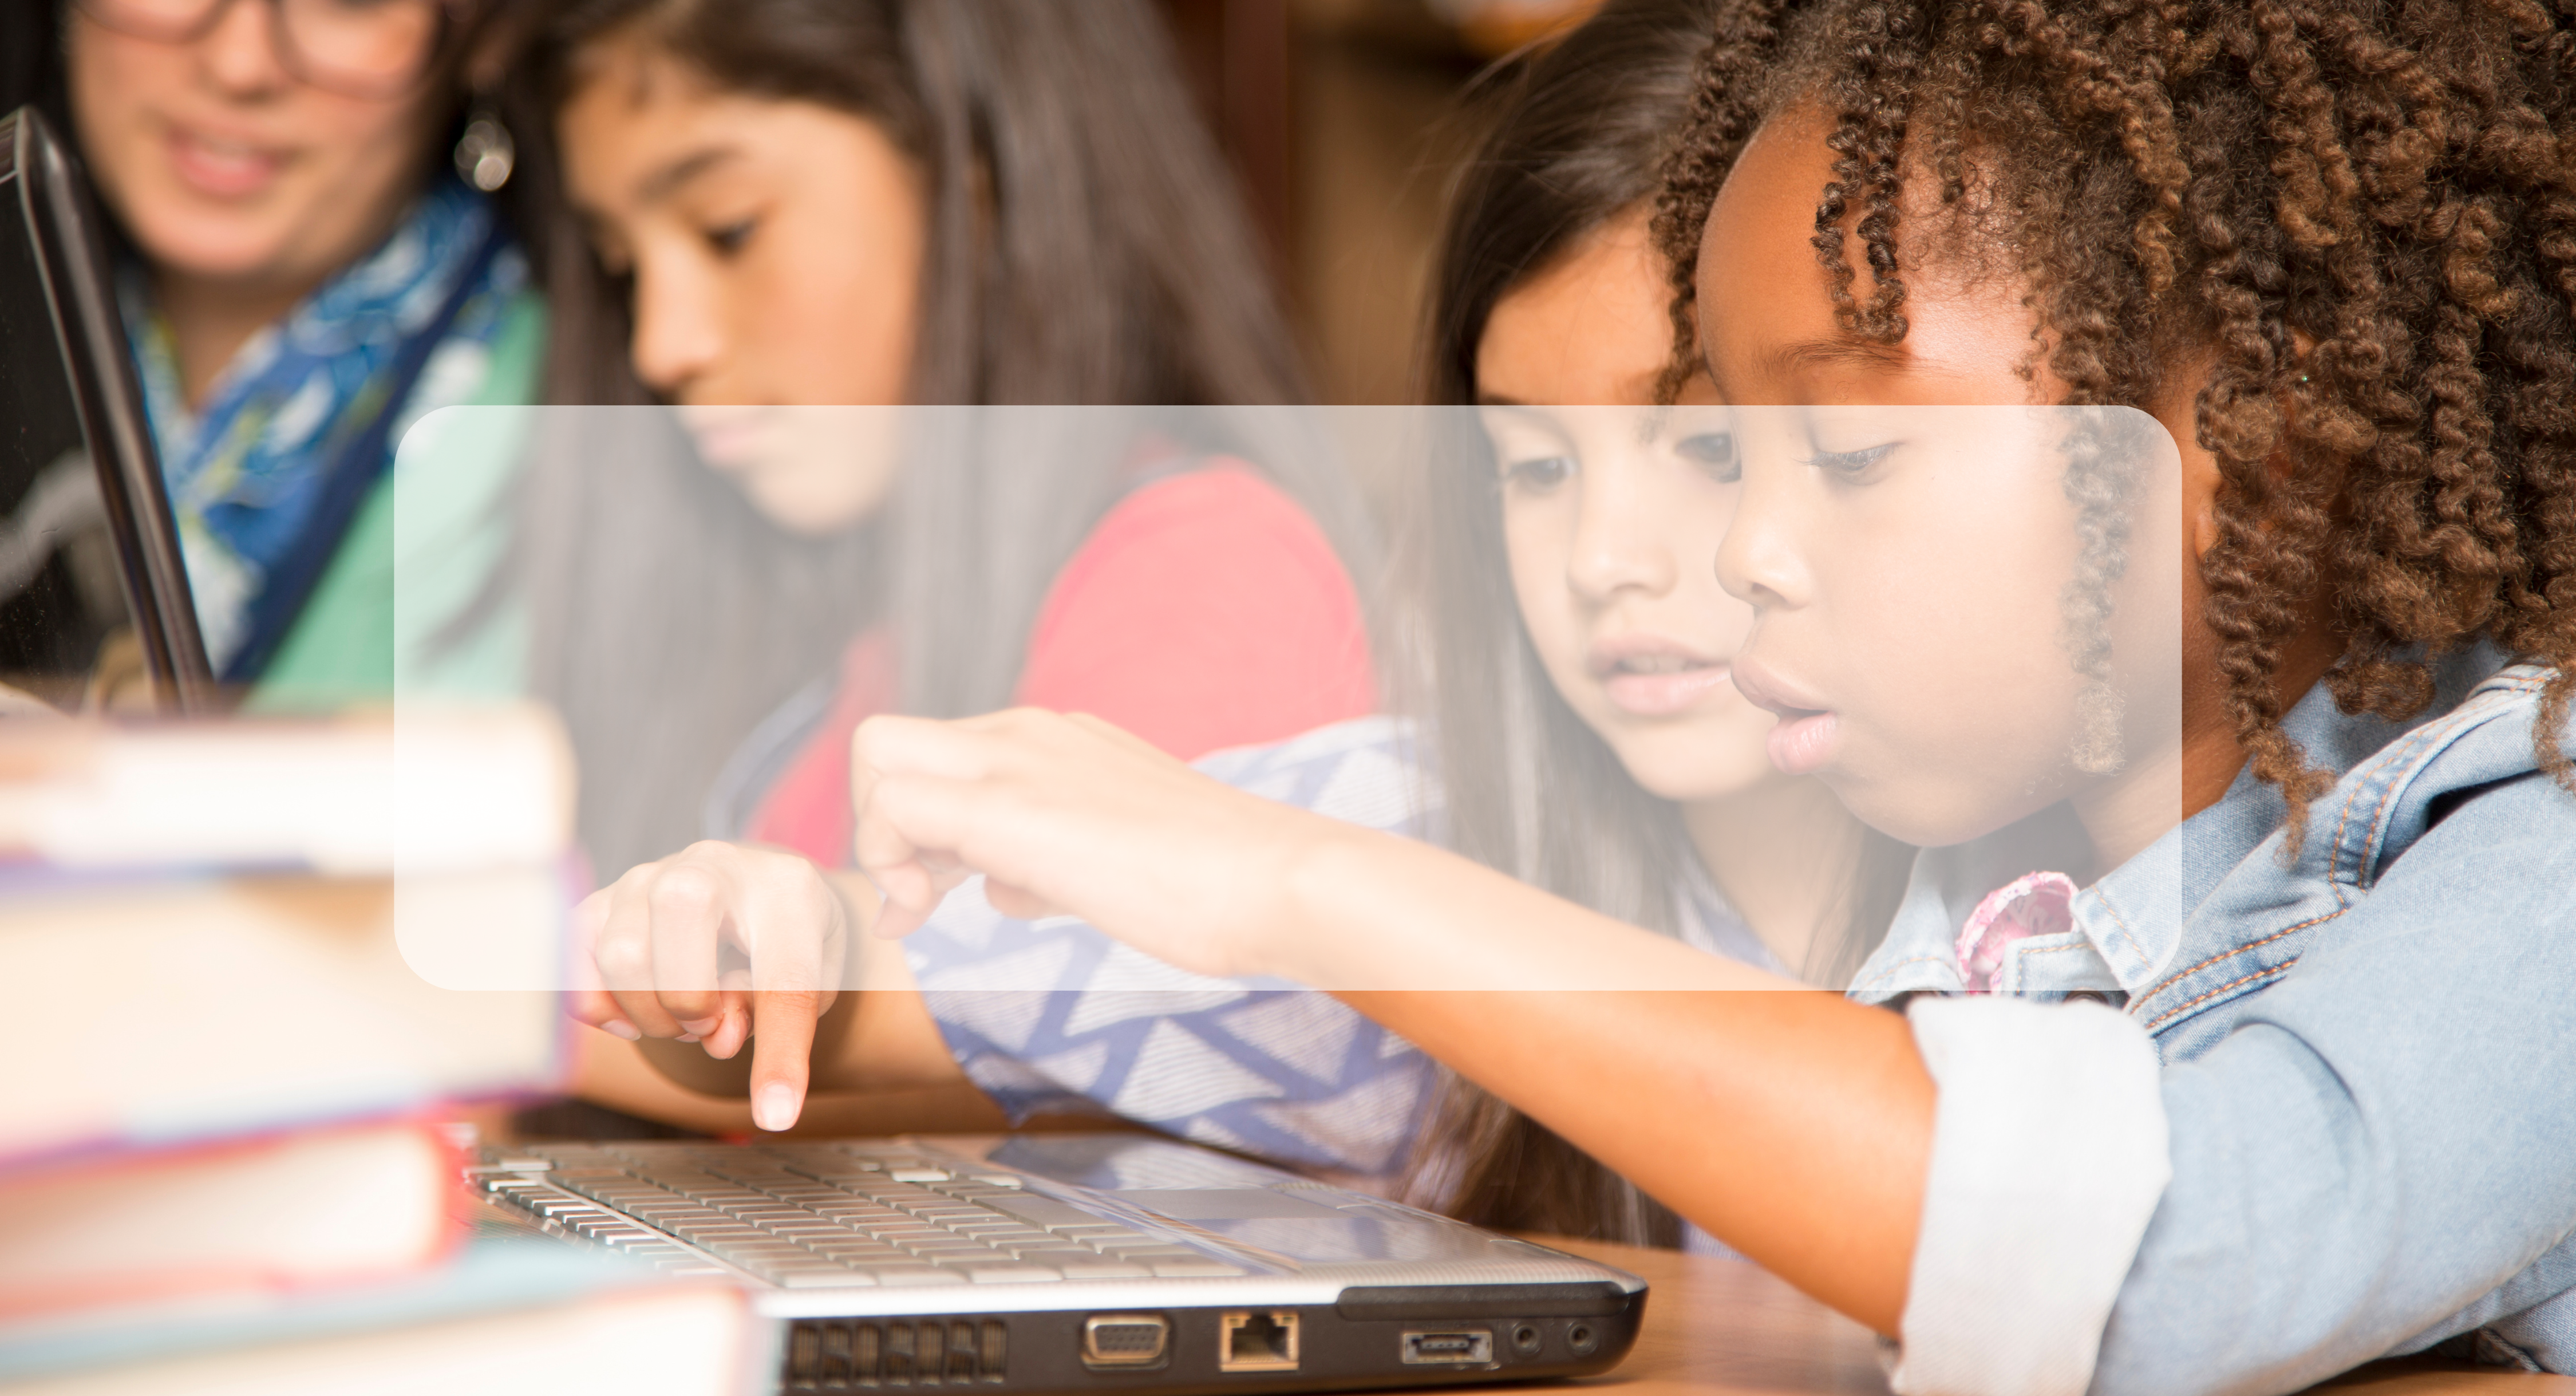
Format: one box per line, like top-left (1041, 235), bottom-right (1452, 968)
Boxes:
top-left (0, 708), bottom-right (769, 1394)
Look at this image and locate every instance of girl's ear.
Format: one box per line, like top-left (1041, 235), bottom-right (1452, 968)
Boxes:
top-left (2184, 439), bottom-right (2223, 563)
top-left (2156, 371), bottom-right (2227, 564)
top-left (2174, 337), bottom-right (2313, 563)
top-left (2182, 438), bottom-right (2309, 562)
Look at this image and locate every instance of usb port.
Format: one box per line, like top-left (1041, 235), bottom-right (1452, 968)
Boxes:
top-left (1401, 1330), bottom-right (1494, 1365)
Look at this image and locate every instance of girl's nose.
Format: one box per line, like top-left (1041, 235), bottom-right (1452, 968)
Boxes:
top-left (627, 258), bottom-right (727, 399)
top-left (1565, 463), bottom-right (1680, 602)
top-left (197, 0), bottom-right (293, 97)
top-left (1713, 440), bottom-right (1812, 613)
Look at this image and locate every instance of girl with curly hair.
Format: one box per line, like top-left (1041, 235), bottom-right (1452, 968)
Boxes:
top-left (835, 2), bottom-right (2576, 1391)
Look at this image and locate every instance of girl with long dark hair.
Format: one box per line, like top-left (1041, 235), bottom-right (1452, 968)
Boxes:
top-left (508, 0), bottom-right (1380, 1122)
top-left (1388, 0), bottom-right (1913, 1243)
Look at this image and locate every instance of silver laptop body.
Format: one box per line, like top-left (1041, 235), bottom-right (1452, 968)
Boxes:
top-left (468, 1133), bottom-right (1647, 1394)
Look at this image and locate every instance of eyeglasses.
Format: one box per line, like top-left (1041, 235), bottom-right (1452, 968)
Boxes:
top-left (74, 0), bottom-right (456, 100)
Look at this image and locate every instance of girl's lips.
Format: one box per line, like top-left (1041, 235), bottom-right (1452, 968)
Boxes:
top-left (676, 407), bottom-right (779, 471)
top-left (165, 125), bottom-right (290, 199)
top-left (1587, 637), bottom-right (1734, 719)
top-left (1601, 662), bottom-right (1733, 717)
top-left (1765, 711), bottom-right (1840, 775)
top-left (1730, 658), bottom-right (1841, 774)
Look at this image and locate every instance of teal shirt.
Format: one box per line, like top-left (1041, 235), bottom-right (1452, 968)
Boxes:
top-left (246, 292), bottom-right (541, 710)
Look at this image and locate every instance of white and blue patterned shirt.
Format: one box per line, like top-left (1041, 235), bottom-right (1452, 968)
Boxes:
top-left (902, 716), bottom-right (1780, 1217)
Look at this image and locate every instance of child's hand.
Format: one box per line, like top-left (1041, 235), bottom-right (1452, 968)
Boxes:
top-left (850, 709), bottom-right (1337, 982)
top-left (568, 841), bottom-right (858, 1131)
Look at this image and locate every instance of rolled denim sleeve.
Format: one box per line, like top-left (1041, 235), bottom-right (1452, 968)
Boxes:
top-left (2089, 774), bottom-right (2576, 1395)
top-left (1891, 996), bottom-right (2173, 1396)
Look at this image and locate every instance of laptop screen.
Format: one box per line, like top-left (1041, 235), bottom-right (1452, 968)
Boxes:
top-left (0, 140), bottom-right (124, 708)
top-left (0, 107), bottom-right (207, 712)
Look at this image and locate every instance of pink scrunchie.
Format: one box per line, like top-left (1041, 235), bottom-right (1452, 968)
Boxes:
top-left (1954, 871), bottom-right (2078, 992)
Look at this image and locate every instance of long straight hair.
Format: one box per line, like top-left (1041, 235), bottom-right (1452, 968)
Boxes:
top-left (498, 0), bottom-right (1373, 874)
top-left (1392, 0), bottom-right (1914, 1245)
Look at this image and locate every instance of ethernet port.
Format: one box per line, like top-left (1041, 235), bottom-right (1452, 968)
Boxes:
top-left (1218, 1311), bottom-right (1299, 1372)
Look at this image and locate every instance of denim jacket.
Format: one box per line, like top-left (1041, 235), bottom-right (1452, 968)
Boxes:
top-left (1850, 648), bottom-right (2576, 1395)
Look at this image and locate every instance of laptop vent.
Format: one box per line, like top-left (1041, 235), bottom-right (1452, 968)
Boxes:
top-left (787, 1318), bottom-right (1008, 1390)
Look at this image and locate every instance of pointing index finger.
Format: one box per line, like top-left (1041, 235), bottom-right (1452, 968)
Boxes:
top-left (746, 988), bottom-right (824, 1132)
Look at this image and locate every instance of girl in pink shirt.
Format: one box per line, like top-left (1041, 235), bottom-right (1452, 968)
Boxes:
top-left (504, 0), bottom-right (1376, 1123)
top-left (732, 462), bottom-right (1374, 867)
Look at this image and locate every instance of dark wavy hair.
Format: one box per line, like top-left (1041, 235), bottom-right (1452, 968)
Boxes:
top-left (496, 0), bottom-right (1373, 874)
top-left (1393, 0), bottom-right (1913, 1248)
top-left (1651, 0), bottom-right (2576, 848)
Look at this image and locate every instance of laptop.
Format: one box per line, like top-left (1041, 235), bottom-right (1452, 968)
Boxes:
top-left (0, 105), bottom-right (212, 714)
top-left (467, 1132), bottom-right (1647, 1394)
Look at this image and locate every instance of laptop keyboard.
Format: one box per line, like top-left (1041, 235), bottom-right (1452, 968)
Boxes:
top-left (471, 1143), bottom-right (1250, 1289)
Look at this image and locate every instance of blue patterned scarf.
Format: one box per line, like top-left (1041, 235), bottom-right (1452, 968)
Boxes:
top-left (122, 176), bottom-right (523, 672)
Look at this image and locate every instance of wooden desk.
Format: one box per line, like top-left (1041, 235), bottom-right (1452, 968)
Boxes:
top-left (1489, 1236), bottom-right (2576, 1396)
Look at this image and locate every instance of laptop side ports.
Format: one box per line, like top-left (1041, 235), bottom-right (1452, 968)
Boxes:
top-left (1401, 1330), bottom-right (1494, 1365)
top-left (1081, 1314), bottom-right (1169, 1369)
top-left (1218, 1311), bottom-right (1299, 1372)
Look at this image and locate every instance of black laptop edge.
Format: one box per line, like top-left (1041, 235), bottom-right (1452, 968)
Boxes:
top-left (5, 105), bottom-right (214, 713)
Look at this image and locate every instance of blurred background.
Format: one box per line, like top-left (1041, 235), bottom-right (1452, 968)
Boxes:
top-left (1154, 0), bottom-right (1597, 404)
top-left (0, 0), bottom-right (1599, 403)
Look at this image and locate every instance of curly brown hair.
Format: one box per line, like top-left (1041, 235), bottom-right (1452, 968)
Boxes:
top-left (1651, 0), bottom-right (2576, 844)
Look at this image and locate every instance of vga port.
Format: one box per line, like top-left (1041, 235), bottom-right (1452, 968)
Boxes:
top-left (1082, 1314), bottom-right (1168, 1367)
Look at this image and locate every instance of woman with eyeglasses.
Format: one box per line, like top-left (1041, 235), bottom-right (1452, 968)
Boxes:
top-left (15, 0), bottom-right (536, 704)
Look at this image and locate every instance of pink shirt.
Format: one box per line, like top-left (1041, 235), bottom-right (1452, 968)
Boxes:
top-left (745, 464), bottom-right (1376, 865)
